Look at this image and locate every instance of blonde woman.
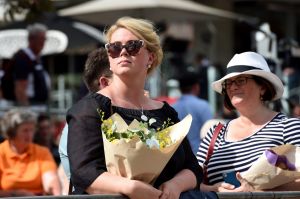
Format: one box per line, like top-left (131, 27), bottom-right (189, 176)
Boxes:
top-left (67, 17), bottom-right (204, 199)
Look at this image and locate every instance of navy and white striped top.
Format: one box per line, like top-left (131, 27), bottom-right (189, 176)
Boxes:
top-left (196, 113), bottom-right (300, 185)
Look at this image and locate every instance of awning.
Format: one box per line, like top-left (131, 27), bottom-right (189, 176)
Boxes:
top-left (58, 0), bottom-right (258, 25)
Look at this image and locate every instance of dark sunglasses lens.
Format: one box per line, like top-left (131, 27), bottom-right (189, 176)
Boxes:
top-left (107, 42), bottom-right (122, 58)
top-left (125, 40), bottom-right (143, 56)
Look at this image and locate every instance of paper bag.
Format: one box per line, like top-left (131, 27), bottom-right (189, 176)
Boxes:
top-left (242, 144), bottom-right (300, 189)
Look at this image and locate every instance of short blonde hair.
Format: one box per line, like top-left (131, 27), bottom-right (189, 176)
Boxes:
top-left (105, 17), bottom-right (163, 74)
top-left (1, 108), bottom-right (37, 139)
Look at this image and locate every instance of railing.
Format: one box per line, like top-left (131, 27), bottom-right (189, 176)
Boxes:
top-left (218, 192), bottom-right (300, 199)
top-left (8, 192), bottom-right (300, 199)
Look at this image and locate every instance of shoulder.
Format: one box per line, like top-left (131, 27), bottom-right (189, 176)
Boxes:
top-left (13, 49), bottom-right (29, 60)
top-left (146, 99), bottom-right (179, 123)
top-left (67, 92), bottom-right (112, 125)
top-left (150, 98), bottom-right (164, 109)
top-left (200, 119), bottom-right (227, 139)
top-left (67, 92), bottom-right (110, 115)
top-left (162, 102), bottom-right (179, 122)
top-left (272, 113), bottom-right (300, 126)
top-left (159, 100), bottom-right (177, 114)
top-left (31, 143), bottom-right (52, 156)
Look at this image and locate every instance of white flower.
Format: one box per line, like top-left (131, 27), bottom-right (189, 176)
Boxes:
top-left (149, 118), bottom-right (156, 126)
top-left (144, 128), bottom-right (151, 135)
top-left (146, 136), bottom-right (160, 149)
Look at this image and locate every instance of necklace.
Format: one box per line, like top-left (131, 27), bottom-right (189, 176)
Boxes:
top-left (130, 103), bottom-right (148, 121)
top-left (140, 106), bottom-right (148, 121)
top-left (112, 95), bottom-right (148, 121)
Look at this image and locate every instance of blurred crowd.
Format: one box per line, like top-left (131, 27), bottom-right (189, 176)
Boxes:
top-left (0, 18), bottom-right (299, 197)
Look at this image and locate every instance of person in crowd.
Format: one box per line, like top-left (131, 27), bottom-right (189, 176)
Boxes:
top-left (193, 53), bottom-right (210, 100)
top-left (173, 71), bottom-right (213, 154)
top-left (197, 51), bottom-right (300, 192)
top-left (66, 17), bottom-right (203, 198)
top-left (293, 105), bottom-right (300, 118)
top-left (34, 114), bottom-right (60, 165)
top-left (59, 47), bottom-right (112, 184)
top-left (200, 105), bottom-right (237, 140)
top-left (0, 108), bottom-right (61, 196)
top-left (12, 23), bottom-right (50, 106)
top-left (291, 102), bottom-right (300, 118)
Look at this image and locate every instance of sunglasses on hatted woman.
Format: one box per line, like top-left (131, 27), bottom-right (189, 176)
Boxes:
top-left (105, 40), bottom-right (144, 58)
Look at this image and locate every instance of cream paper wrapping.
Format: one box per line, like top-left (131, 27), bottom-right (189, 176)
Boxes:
top-left (102, 113), bottom-right (192, 184)
top-left (241, 144), bottom-right (300, 190)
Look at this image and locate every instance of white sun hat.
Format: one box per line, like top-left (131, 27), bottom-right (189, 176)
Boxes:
top-left (212, 51), bottom-right (284, 100)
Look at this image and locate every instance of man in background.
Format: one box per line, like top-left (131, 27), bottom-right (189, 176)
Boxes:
top-left (12, 23), bottom-right (50, 106)
top-left (58, 48), bottom-right (112, 194)
top-left (173, 71), bottom-right (213, 154)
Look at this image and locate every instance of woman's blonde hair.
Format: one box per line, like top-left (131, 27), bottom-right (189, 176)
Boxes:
top-left (105, 17), bottom-right (163, 74)
top-left (1, 108), bottom-right (37, 139)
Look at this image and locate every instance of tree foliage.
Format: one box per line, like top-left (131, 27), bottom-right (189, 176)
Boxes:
top-left (2, 0), bottom-right (54, 22)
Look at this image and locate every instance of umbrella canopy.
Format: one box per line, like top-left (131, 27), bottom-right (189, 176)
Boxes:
top-left (0, 14), bottom-right (106, 55)
top-left (58, 0), bottom-right (258, 25)
top-left (0, 29), bottom-right (68, 59)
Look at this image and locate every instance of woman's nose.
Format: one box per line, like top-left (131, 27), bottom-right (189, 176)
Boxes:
top-left (119, 47), bottom-right (129, 57)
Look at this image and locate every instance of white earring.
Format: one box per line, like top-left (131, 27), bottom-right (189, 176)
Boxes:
top-left (147, 64), bottom-right (151, 69)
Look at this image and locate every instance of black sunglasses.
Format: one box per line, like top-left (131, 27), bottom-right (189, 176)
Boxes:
top-left (105, 40), bottom-right (144, 58)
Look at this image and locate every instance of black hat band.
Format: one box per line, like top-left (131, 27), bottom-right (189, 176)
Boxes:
top-left (226, 65), bottom-right (262, 75)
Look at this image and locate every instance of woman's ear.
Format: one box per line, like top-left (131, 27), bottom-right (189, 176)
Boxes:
top-left (147, 52), bottom-right (155, 68)
top-left (260, 85), bottom-right (267, 96)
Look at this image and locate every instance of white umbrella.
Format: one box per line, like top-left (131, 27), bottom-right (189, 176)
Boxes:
top-left (0, 15), bottom-right (106, 55)
top-left (58, 0), bottom-right (257, 25)
top-left (0, 29), bottom-right (68, 59)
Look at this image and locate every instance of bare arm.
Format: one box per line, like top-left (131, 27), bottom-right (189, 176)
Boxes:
top-left (42, 171), bottom-right (62, 195)
top-left (159, 169), bottom-right (197, 199)
top-left (86, 172), bottom-right (162, 199)
top-left (14, 80), bottom-right (29, 106)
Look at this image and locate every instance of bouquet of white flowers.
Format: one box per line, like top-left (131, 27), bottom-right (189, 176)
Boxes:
top-left (100, 112), bottom-right (192, 184)
top-left (241, 144), bottom-right (300, 189)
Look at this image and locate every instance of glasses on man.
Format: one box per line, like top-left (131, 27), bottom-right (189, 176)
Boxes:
top-left (222, 76), bottom-right (253, 89)
top-left (105, 40), bottom-right (144, 58)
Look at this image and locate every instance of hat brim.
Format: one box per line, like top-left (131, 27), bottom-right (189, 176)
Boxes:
top-left (211, 70), bottom-right (284, 100)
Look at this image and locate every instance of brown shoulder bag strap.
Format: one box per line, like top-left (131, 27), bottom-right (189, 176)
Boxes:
top-left (203, 122), bottom-right (224, 183)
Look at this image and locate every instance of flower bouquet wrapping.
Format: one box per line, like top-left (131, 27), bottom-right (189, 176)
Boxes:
top-left (241, 144), bottom-right (300, 189)
top-left (101, 112), bottom-right (192, 184)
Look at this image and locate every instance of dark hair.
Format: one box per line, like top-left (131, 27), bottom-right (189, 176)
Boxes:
top-left (223, 75), bottom-right (277, 111)
top-left (37, 114), bottom-right (50, 123)
top-left (83, 47), bottom-right (112, 92)
top-left (178, 71), bottom-right (199, 93)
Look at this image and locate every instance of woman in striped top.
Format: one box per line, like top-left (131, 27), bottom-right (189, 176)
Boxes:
top-left (197, 52), bottom-right (300, 192)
